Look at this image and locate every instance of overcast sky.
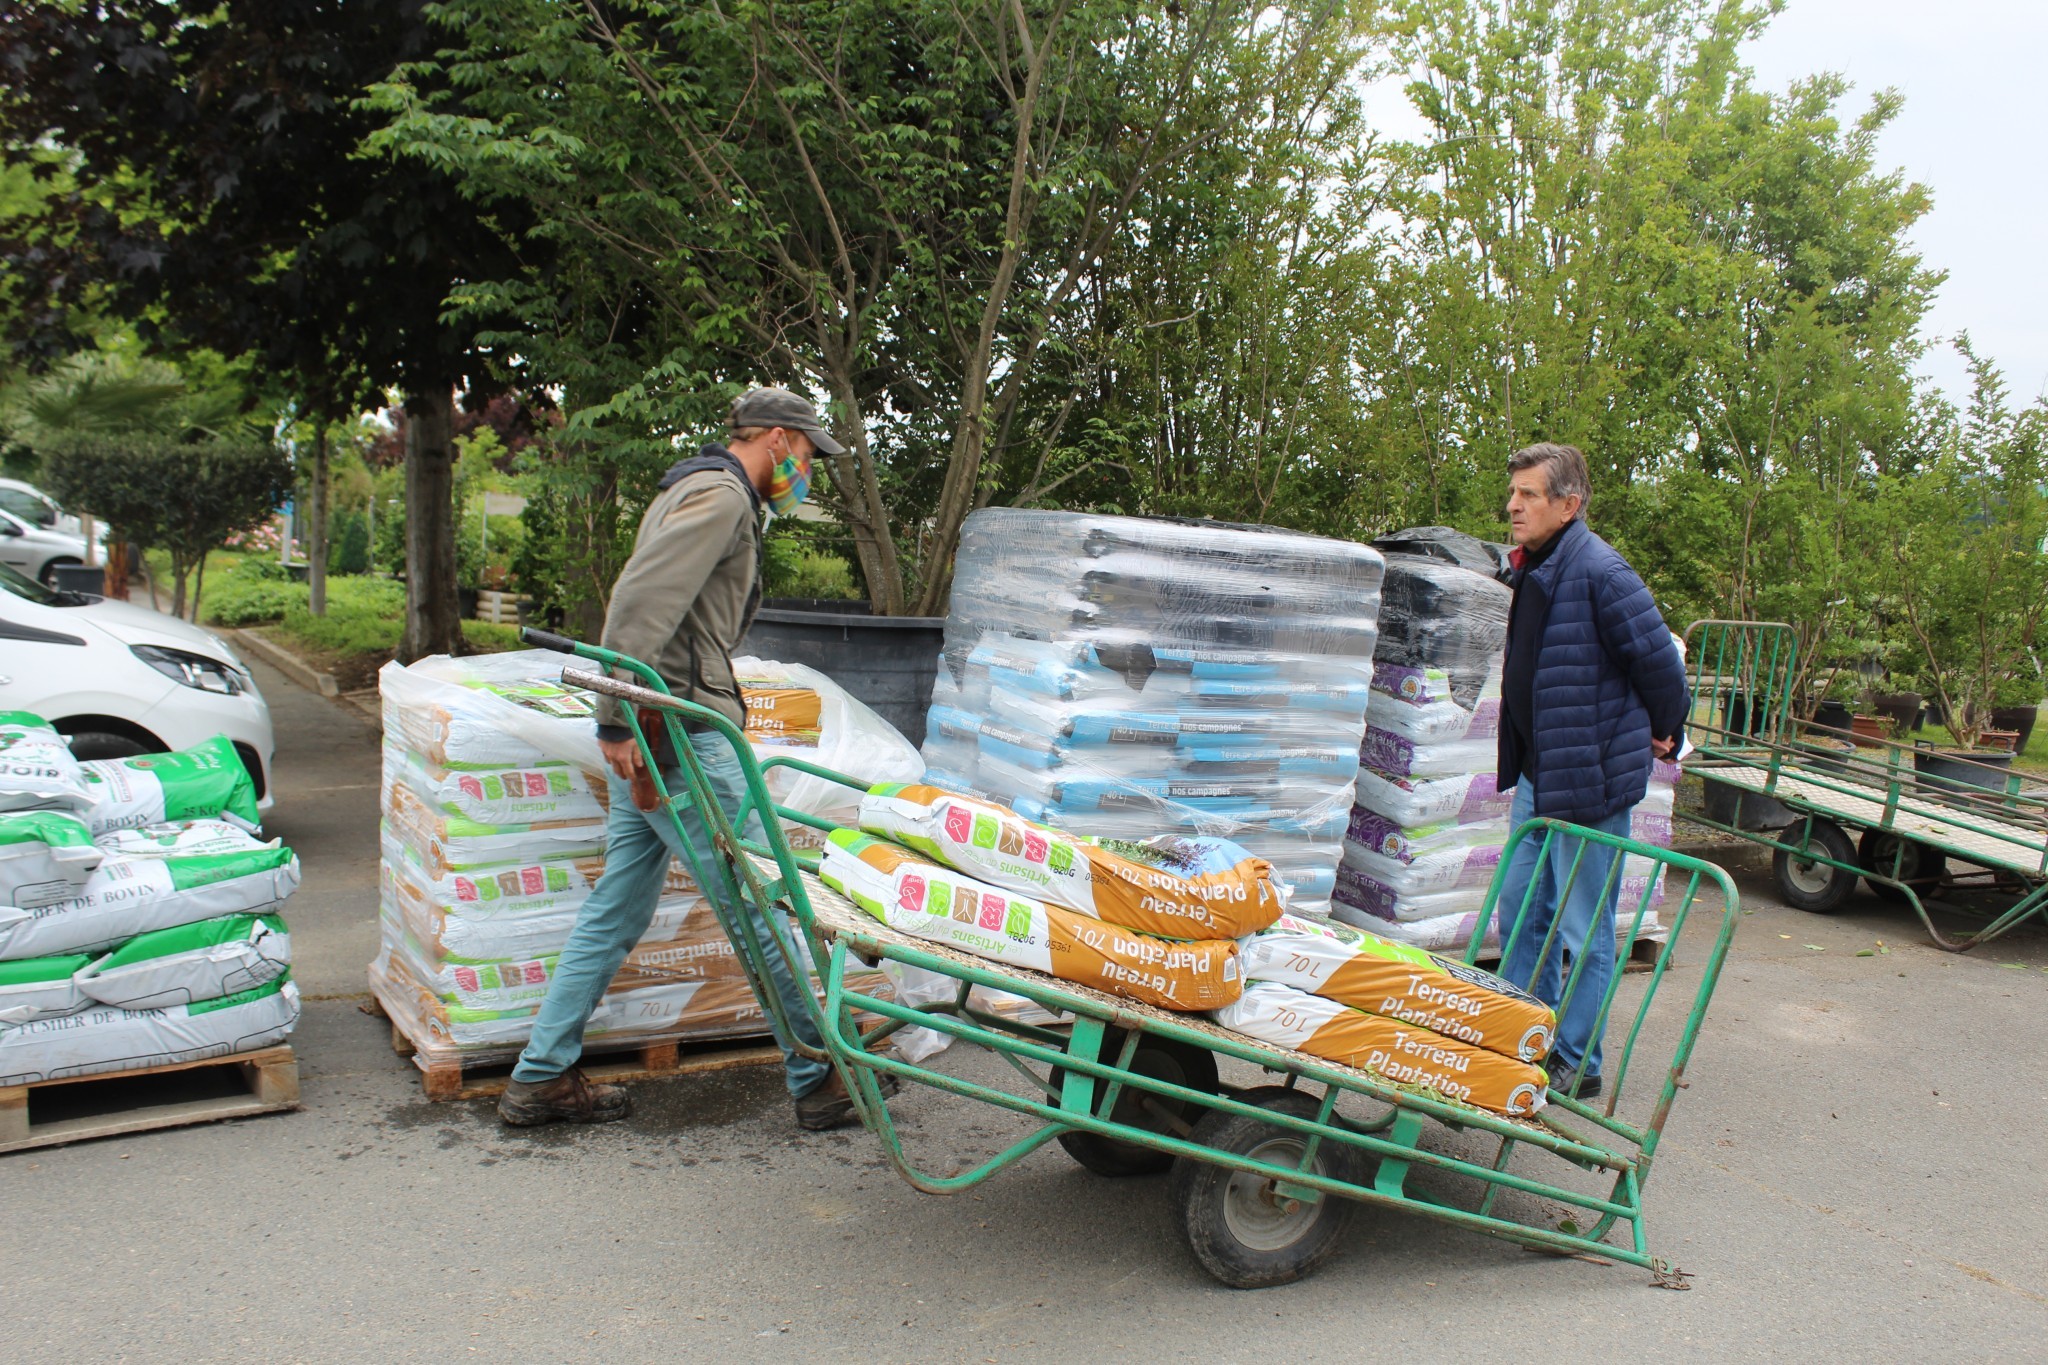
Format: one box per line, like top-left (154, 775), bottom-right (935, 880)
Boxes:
top-left (1745, 0), bottom-right (2048, 405)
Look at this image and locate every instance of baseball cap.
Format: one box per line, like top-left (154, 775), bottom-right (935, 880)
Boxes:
top-left (729, 387), bottom-right (847, 456)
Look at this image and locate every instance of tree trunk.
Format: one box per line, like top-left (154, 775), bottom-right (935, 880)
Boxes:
top-left (102, 541), bottom-right (131, 601)
top-left (170, 553), bottom-right (189, 620)
top-left (308, 421), bottom-right (330, 616)
top-left (190, 552), bottom-right (209, 626)
top-left (399, 386), bottom-right (462, 663)
top-left (566, 460), bottom-right (618, 644)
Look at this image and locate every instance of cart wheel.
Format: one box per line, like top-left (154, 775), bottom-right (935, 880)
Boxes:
top-left (1857, 829), bottom-right (1946, 904)
top-left (1772, 819), bottom-right (1858, 913)
top-left (1168, 1087), bottom-right (1360, 1289)
top-left (1054, 1031), bottom-right (1218, 1177)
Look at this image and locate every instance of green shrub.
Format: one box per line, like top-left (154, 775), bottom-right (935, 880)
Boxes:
top-left (329, 510), bottom-right (370, 575)
top-left (763, 527), bottom-right (859, 601)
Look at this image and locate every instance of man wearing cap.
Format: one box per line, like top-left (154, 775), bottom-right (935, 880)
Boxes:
top-left (500, 386), bottom-right (882, 1131)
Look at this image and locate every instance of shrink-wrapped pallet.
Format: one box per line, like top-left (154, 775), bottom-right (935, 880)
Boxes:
top-left (373, 651), bottom-right (921, 1070)
top-left (920, 511), bottom-right (1384, 914)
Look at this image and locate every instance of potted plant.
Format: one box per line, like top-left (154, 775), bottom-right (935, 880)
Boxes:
top-left (1880, 349), bottom-right (2048, 793)
top-left (1988, 664), bottom-right (2042, 754)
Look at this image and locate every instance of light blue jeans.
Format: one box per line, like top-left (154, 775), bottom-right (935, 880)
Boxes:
top-left (1495, 776), bottom-right (1634, 1079)
top-left (512, 731), bottom-right (831, 1096)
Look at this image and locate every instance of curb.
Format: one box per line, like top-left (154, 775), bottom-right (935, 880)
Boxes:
top-left (234, 628), bottom-right (340, 698)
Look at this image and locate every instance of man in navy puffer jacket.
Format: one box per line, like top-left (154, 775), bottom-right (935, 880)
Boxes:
top-left (1495, 443), bottom-right (1689, 1100)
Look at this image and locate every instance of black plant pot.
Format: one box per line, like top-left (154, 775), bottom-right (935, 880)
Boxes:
top-left (1989, 704), bottom-right (2040, 754)
top-left (1812, 699), bottom-right (1854, 733)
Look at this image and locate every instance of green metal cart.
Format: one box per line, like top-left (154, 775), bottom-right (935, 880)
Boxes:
top-left (1680, 621), bottom-right (2048, 952)
top-left (524, 629), bottom-right (1744, 1289)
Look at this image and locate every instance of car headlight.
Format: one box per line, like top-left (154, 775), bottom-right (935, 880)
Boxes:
top-left (133, 644), bottom-right (246, 696)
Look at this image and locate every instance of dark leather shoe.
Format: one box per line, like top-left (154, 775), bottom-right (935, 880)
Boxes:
top-left (498, 1067), bottom-right (632, 1126)
top-left (1546, 1059), bottom-right (1603, 1100)
top-left (793, 1068), bottom-right (898, 1132)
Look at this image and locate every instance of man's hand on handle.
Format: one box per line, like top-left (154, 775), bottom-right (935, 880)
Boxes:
top-left (600, 735), bottom-right (664, 812)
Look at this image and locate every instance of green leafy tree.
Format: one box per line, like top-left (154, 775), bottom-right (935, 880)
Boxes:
top-left (0, 1), bottom-right (540, 657)
top-left (1883, 341), bottom-right (2048, 748)
top-left (41, 436), bottom-right (293, 620)
top-left (370, 0), bottom-right (1377, 614)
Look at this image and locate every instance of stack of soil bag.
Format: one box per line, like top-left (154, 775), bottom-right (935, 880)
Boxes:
top-left (919, 510), bottom-right (1385, 914)
top-left (0, 713), bottom-right (299, 1081)
top-left (372, 652), bottom-right (917, 1069)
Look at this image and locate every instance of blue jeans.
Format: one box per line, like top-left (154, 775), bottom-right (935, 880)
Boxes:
top-left (512, 731), bottom-right (831, 1096)
top-left (1495, 776), bottom-right (1634, 1078)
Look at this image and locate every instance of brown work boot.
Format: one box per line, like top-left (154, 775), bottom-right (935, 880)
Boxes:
top-left (497, 1067), bottom-right (632, 1126)
top-left (792, 1067), bottom-right (898, 1132)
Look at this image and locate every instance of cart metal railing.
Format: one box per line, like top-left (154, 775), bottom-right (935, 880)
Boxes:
top-left (1680, 620), bottom-right (2048, 950)
top-left (524, 629), bottom-right (1744, 1289)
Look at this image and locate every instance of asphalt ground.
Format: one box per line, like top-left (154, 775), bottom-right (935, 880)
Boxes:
top-left (7, 656), bottom-right (2046, 1362)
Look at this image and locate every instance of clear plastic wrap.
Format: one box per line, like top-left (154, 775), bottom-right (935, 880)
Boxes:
top-left (921, 511), bottom-right (1384, 914)
top-left (374, 650), bottom-right (917, 1066)
top-left (1371, 555), bottom-right (1510, 710)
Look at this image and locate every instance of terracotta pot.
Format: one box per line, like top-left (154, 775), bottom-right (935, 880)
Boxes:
top-left (1978, 729), bottom-right (2020, 753)
top-left (1849, 714), bottom-right (1886, 748)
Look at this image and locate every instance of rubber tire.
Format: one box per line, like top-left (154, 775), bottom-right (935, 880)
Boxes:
top-left (58, 729), bottom-right (156, 762)
top-left (1054, 1030), bottom-right (1219, 1177)
top-left (1772, 819), bottom-right (1858, 913)
top-left (1168, 1087), bottom-right (1361, 1289)
top-left (1857, 828), bottom-right (1946, 905)
top-left (38, 556), bottom-right (81, 588)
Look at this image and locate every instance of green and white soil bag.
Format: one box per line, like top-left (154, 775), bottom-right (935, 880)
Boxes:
top-left (74, 912), bottom-right (291, 1010)
top-left (0, 841), bottom-right (300, 958)
top-left (81, 735), bottom-right (261, 834)
top-left (0, 810), bottom-right (104, 907)
top-left (0, 952), bottom-right (94, 1024)
top-left (0, 976), bottom-right (299, 1084)
top-left (0, 710), bottom-right (94, 814)
top-left (96, 818), bottom-right (279, 860)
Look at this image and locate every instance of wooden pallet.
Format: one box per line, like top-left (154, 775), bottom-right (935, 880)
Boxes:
top-left (372, 998), bottom-right (781, 1101)
top-left (0, 1045), bottom-right (300, 1155)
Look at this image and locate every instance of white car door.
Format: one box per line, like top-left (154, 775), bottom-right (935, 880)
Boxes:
top-left (0, 509), bottom-right (41, 576)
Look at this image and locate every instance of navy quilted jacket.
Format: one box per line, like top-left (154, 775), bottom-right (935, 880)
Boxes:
top-left (1497, 519), bottom-right (1689, 822)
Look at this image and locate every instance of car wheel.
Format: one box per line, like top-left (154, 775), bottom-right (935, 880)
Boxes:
top-left (60, 729), bottom-right (159, 762)
top-left (39, 556), bottom-right (82, 588)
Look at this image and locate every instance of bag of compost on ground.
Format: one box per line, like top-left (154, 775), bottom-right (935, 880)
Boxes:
top-left (859, 782), bottom-right (1282, 940)
top-left (81, 735), bottom-right (261, 834)
top-left (1238, 914), bottom-right (1553, 1062)
top-left (0, 810), bottom-right (104, 907)
top-left (822, 829), bottom-right (1240, 1012)
top-left (1214, 981), bottom-right (1547, 1116)
top-left (0, 975), bottom-right (299, 1085)
top-left (0, 843), bottom-right (300, 959)
top-left (383, 780), bottom-right (608, 879)
top-left (0, 951), bottom-right (94, 1024)
top-left (74, 912), bottom-right (291, 1010)
top-left (0, 711), bottom-right (94, 814)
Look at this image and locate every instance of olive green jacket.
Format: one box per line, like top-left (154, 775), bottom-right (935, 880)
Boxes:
top-left (593, 457), bottom-right (761, 733)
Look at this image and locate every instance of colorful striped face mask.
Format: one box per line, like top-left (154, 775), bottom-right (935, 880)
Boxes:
top-left (767, 437), bottom-right (814, 516)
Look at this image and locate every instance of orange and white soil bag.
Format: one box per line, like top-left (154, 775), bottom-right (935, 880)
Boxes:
top-left (858, 783), bottom-right (1282, 940)
top-left (821, 830), bottom-right (1240, 1012)
top-left (1239, 914), bottom-right (1554, 1063)
top-left (1215, 981), bottom-right (1548, 1116)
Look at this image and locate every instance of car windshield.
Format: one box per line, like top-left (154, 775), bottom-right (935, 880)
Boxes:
top-left (0, 559), bottom-right (66, 606)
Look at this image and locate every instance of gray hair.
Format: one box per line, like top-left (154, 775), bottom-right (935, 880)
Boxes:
top-left (1509, 442), bottom-right (1591, 511)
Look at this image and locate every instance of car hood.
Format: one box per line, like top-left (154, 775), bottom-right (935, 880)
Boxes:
top-left (19, 526), bottom-right (89, 555)
top-left (72, 597), bottom-right (246, 666)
